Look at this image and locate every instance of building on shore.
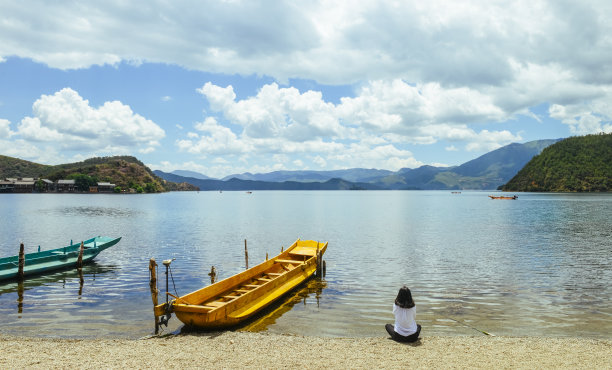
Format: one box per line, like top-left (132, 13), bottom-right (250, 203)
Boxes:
top-left (41, 179), bottom-right (55, 192)
top-left (13, 179), bottom-right (36, 193)
top-left (56, 179), bottom-right (76, 192)
top-left (0, 180), bottom-right (14, 193)
top-left (1, 178), bottom-right (119, 193)
top-left (97, 182), bottom-right (116, 192)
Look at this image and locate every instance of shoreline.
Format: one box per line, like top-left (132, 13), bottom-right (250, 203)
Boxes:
top-left (1, 332), bottom-right (610, 369)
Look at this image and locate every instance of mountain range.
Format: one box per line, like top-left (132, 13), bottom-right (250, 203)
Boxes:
top-left (155, 138), bottom-right (560, 191)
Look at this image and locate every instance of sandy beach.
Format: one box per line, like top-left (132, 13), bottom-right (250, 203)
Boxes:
top-left (1, 332), bottom-right (610, 369)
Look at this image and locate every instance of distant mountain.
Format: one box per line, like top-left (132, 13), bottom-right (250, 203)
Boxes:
top-left (154, 138), bottom-right (561, 191)
top-left (502, 133), bottom-right (612, 192)
top-left (155, 170), bottom-right (381, 190)
top-left (171, 170), bottom-right (215, 180)
top-left (221, 168), bottom-right (394, 183)
top-left (0, 155), bottom-right (198, 192)
top-left (371, 139), bottom-right (560, 190)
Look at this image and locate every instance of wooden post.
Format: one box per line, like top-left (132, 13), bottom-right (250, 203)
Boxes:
top-left (149, 258), bottom-right (160, 334)
top-left (208, 265), bottom-right (217, 284)
top-left (17, 243), bottom-right (25, 281)
top-left (244, 239), bottom-right (249, 270)
top-left (76, 241), bottom-right (84, 269)
top-left (266, 252), bottom-right (268, 261)
top-left (316, 242), bottom-right (322, 278)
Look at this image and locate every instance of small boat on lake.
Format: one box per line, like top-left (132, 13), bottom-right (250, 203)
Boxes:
top-left (489, 195), bottom-right (518, 200)
top-left (154, 239), bottom-right (327, 329)
top-left (0, 236), bottom-right (121, 281)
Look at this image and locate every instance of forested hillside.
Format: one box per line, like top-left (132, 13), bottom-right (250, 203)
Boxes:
top-left (502, 133), bottom-right (612, 192)
top-left (0, 156), bottom-right (198, 192)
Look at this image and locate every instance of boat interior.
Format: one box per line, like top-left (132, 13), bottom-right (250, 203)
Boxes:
top-left (179, 244), bottom-right (319, 311)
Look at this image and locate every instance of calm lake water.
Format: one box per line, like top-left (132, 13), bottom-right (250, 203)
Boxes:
top-left (0, 191), bottom-right (610, 339)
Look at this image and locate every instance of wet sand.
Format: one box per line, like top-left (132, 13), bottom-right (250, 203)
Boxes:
top-left (1, 332), bottom-right (610, 369)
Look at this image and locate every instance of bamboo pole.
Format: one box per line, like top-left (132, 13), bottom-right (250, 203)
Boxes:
top-left (17, 243), bottom-right (25, 281)
top-left (316, 242), bottom-right (322, 278)
top-left (208, 265), bottom-right (217, 284)
top-left (76, 241), bottom-right (84, 268)
top-left (149, 258), bottom-right (160, 334)
top-left (244, 239), bottom-right (249, 269)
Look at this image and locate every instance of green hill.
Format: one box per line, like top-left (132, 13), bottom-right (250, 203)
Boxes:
top-left (502, 133), bottom-right (612, 192)
top-left (0, 155), bottom-right (198, 192)
top-left (0, 155), bottom-right (51, 178)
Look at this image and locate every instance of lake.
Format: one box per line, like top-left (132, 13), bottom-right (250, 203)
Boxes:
top-left (0, 191), bottom-right (610, 339)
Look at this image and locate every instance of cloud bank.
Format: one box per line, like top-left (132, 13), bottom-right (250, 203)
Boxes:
top-left (1, 1), bottom-right (611, 174)
top-left (1, 88), bottom-right (165, 163)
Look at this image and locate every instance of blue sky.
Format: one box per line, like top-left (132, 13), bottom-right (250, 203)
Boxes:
top-left (1, 1), bottom-right (611, 178)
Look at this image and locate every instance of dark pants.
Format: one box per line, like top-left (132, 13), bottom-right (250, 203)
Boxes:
top-left (385, 323), bottom-right (421, 343)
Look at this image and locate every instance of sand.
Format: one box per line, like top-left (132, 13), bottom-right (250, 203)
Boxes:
top-left (1, 332), bottom-right (610, 369)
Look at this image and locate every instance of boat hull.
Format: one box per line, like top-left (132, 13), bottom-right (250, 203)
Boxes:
top-left (156, 239), bottom-right (327, 329)
top-left (0, 236), bottom-right (121, 281)
top-left (489, 195), bottom-right (518, 200)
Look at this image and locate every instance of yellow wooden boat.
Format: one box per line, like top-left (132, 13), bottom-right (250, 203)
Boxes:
top-left (154, 239), bottom-right (327, 329)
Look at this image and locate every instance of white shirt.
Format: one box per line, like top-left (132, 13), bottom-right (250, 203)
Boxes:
top-left (393, 303), bottom-right (417, 336)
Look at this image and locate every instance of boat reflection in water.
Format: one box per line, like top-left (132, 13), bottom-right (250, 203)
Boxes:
top-left (178, 278), bottom-right (328, 335)
top-left (0, 262), bottom-right (116, 315)
top-left (239, 278), bottom-right (328, 332)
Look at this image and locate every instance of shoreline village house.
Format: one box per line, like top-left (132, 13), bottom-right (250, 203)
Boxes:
top-left (0, 180), bottom-right (14, 193)
top-left (0, 178), bottom-right (118, 193)
top-left (12, 178), bottom-right (35, 193)
top-left (89, 182), bottom-right (116, 193)
top-left (97, 182), bottom-right (116, 193)
top-left (56, 179), bottom-right (76, 192)
top-left (42, 179), bottom-right (54, 192)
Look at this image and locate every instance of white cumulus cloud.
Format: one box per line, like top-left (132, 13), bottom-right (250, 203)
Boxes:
top-left (15, 88), bottom-right (165, 158)
top-left (0, 119), bottom-right (14, 138)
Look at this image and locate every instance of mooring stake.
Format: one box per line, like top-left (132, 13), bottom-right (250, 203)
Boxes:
top-left (17, 243), bottom-right (25, 281)
top-left (208, 265), bottom-right (217, 284)
top-left (244, 239), bottom-right (249, 269)
top-left (76, 241), bottom-right (84, 269)
top-left (149, 258), bottom-right (160, 334)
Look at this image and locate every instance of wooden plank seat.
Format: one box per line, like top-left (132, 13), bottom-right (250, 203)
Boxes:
top-left (274, 259), bottom-right (302, 264)
top-left (267, 272), bottom-right (283, 276)
top-left (257, 277), bottom-right (272, 282)
top-left (222, 295), bottom-right (240, 300)
top-left (244, 284), bottom-right (260, 288)
top-left (204, 301), bottom-right (225, 307)
top-left (234, 289), bottom-right (251, 293)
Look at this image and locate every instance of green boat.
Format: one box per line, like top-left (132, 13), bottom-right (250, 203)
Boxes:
top-left (0, 236), bottom-right (121, 281)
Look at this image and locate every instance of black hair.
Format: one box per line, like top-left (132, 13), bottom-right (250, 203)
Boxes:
top-left (395, 286), bottom-right (415, 309)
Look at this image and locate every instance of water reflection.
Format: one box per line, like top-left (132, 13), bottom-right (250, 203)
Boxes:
top-left (240, 278), bottom-right (328, 332)
top-left (0, 263), bottom-right (116, 316)
top-left (0, 192), bottom-right (610, 339)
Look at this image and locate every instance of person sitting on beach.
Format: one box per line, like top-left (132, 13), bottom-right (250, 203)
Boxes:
top-left (385, 286), bottom-right (421, 343)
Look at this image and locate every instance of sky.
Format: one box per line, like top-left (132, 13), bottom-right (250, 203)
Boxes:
top-left (1, 1), bottom-right (611, 178)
